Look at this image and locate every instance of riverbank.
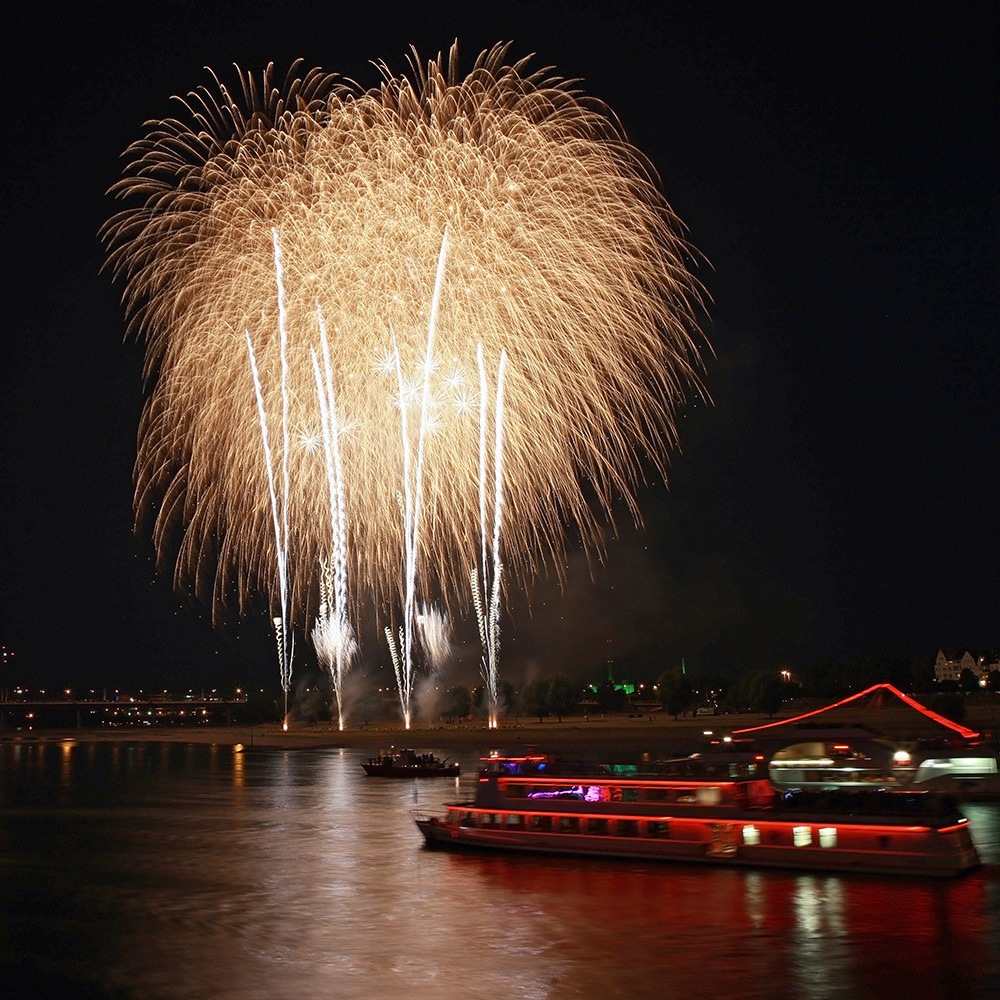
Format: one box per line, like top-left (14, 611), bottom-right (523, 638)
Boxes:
top-left (0, 716), bottom-right (715, 761)
top-left (3, 702), bottom-right (998, 762)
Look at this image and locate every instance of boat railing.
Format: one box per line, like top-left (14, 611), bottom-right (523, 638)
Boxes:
top-left (488, 775), bottom-right (778, 811)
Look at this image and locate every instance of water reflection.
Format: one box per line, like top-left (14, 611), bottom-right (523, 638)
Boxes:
top-left (0, 741), bottom-right (997, 1000)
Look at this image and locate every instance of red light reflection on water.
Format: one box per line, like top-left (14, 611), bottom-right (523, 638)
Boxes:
top-left (446, 854), bottom-right (996, 999)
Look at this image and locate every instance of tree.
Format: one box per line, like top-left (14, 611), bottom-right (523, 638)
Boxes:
top-left (499, 679), bottom-right (517, 717)
top-left (959, 668), bottom-right (980, 693)
top-left (548, 673), bottom-right (577, 722)
top-left (438, 685), bottom-right (471, 721)
top-left (522, 677), bottom-right (550, 722)
top-left (910, 656), bottom-right (936, 693)
top-left (746, 671), bottom-right (785, 716)
top-left (596, 679), bottom-right (626, 714)
top-left (473, 680), bottom-right (517, 718)
top-left (657, 667), bottom-right (693, 720)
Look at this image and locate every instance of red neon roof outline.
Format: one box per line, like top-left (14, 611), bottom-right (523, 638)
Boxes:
top-left (731, 682), bottom-right (979, 739)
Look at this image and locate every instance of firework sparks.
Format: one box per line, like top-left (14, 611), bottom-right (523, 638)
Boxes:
top-left (417, 604), bottom-right (453, 675)
top-left (102, 43), bottom-right (707, 709)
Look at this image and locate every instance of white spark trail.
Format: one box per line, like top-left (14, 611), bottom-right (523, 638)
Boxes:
top-left (475, 344), bottom-right (507, 727)
top-left (391, 227), bottom-right (450, 729)
top-left (245, 327), bottom-right (292, 720)
top-left (310, 307), bottom-right (357, 729)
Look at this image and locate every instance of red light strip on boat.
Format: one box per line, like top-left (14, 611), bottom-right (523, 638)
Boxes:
top-left (936, 821), bottom-right (970, 833)
top-left (731, 683), bottom-right (979, 739)
top-left (453, 806), bottom-right (937, 834)
top-left (498, 777), bottom-right (740, 791)
top-left (479, 754), bottom-right (550, 763)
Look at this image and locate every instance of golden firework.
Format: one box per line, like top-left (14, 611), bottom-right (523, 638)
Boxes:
top-left (102, 42), bottom-right (708, 630)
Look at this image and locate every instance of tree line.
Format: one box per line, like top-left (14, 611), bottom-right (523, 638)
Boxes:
top-left (253, 651), bottom-right (998, 726)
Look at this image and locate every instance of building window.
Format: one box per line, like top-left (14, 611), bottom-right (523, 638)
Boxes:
top-left (743, 825), bottom-right (761, 845)
top-left (793, 826), bottom-right (812, 846)
top-left (819, 827), bottom-right (837, 848)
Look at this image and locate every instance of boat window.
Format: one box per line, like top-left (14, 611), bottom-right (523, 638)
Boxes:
top-left (648, 820), bottom-right (670, 838)
top-left (528, 784), bottom-right (586, 800)
top-left (558, 816), bottom-right (580, 834)
top-left (819, 827), bottom-right (837, 848)
top-left (640, 787), bottom-right (671, 802)
top-left (504, 814), bottom-right (524, 829)
top-left (916, 756), bottom-right (998, 778)
top-left (617, 819), bottom-right (639, 837)
top-left (529, 815), bottom-right (552, 832)
top-left (742, 825), bottom-right (761, 845)
top-left (793, 826), bottom-right (812, 846)
top-left (587, 817), bottom-right (610, 835)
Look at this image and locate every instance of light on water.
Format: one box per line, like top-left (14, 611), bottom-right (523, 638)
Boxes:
top-left (1, 740), bottom-right (998, 1000)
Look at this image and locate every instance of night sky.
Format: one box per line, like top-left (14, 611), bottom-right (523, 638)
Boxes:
top-left (2, 2), bottom-right (996, 693)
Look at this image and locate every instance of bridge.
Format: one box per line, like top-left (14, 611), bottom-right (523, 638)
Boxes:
top-left (0, 696), bottom-right (250, 730)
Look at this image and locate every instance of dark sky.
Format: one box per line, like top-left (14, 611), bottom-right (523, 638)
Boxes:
top-left (2, 1), bottom-right (996, 692)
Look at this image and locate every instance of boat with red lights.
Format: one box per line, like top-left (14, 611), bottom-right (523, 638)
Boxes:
top-left (413, 752), bottom-right (980, 876)
top-left (363, 748), bottom-right (460, 778)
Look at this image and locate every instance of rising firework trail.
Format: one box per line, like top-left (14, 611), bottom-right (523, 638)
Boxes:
top-left (389, 228), bottom-right (449, 728)
top-left (310, 310), bottom-right (357, 728)
top-left (245, 313), bottom-right (292, 726)
top-left (102, 44), bottom-right (708, 709)
top-left (474, 344), bottom-right (507, 728)
top-left (312, 558), bottom-right (357, 731)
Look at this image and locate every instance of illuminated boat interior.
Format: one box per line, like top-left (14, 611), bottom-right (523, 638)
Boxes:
top-left (729, 683), bottom-right (1000, 794)
top-left (765, 734), bottom-right (900, 790)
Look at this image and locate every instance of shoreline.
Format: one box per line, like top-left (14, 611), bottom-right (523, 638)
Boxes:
top-left (3, 705), bottom-right (998, 761)
top-left (0, 717), bottom-right (718, 760)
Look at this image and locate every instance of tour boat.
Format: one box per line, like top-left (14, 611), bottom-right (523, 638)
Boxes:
top-left (363, 748), bottom-right (460, 778)
top-left (413, 752), bottom-right (980, 876)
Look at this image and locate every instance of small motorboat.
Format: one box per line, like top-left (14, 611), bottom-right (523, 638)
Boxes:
top-left (363, 748), bottom-right (460, 778)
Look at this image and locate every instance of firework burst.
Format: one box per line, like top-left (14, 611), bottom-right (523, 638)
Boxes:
top-left (102, 42), bottom-right (707, 661)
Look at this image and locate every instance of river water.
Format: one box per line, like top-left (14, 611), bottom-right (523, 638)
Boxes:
top-left (1, 740), bottom-right (998, 999)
